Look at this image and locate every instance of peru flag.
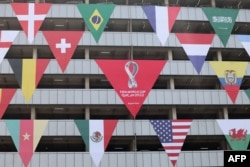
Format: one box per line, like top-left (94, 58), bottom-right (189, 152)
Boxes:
top-left (237, 35), bottom-right (250, 56)
top-left (8, 59), bottom-right (50, 102)
top-left (74, 120), bottom-right (118, 167)
top-left (0, 89), bottom-right (16, 119)
top-left (176, 33), bottom-right (214, 74)
top-left (43, 31), bottom-right (83, 72)
top-left (96, 60), bottom-right (166, 118)
top-left (0, 31), bottom-right (19, 64)
top-left (5, 120), bottom-right (48, 167)
top-left (11, 3), bottom-right (51, 44)
top-left (142, 6), bottom-right (180, 46)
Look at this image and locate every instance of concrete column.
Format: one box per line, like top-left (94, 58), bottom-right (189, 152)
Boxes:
top-left (170, 107), bottom-right (177, 119)
top-left (217, 50), bottom-right (222, 61)
top-left (31, 107), bottom-right (36, 119)
top-left (85, 48), bottom-right (89, 59)
top-left (85, 0), bottom-right (89, 3)
top-left (211, 0), bottom-right (216, 7)
top-left (223, 107), bottom-right (229, 119)
top-left (33, 48), bottom-right (37, 59)
top-left (85, 107), bottom-right (90, 120)
top-left (167, 49), bottom-right (173, 60)
top-left (164, 0), bottom-right (169, 5)
top-left (169, 78), bottom-right (175, 89)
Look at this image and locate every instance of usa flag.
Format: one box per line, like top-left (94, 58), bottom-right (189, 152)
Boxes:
top-left (150, 120), bottom-right (192, 167)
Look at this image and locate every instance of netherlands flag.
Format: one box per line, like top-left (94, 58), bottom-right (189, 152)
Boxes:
top-left (176, 33), bottom-right (215, 74)
top-left (237, 35), bottom-right (250, 56)
top-left (142, 6), bottom-right (180, 46)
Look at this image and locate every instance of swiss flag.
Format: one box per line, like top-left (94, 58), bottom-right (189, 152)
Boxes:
top-left (11, 3), bottom-right (51, 44)
top-left (43, 31), bottom-right (83, 72)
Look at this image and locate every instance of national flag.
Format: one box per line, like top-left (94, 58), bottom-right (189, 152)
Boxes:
top-left (142, 6), bottom-right (180, 46)
top-left (0, 31), bottom-right (19, 64)
top-left (202, 7), bottom-right (239, 47)
top-left (11, 3), bottom-right (51, 44)
top-left (8, 59), bottom-right (50, 102)
top-left (96, 60), bottom-right (166, 118)
top-left (209, 61), bottom-right (248, 103)
top-left (176, 33), bottom-right (215, 74)
top-left (237, 35), bottom-right (250, 56)
top-left (43, 31), bottom-right (83, 72)
top-left (150, 120), bottom-right (192, 167)
top-left (74, 120), bottom-right (118, 167)
top-left (77, 4), bottom-right (115, 43)
top-left (5, 120), bottom-right (48, 167)
top-left (0, 89), bottom-right (16, 119)
top-left (216, 119), bottom-right (250, 150)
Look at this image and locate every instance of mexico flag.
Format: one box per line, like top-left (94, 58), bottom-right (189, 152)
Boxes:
top-left (8, 59), bottom-right (50, 102)
top-left (176, 33), bottom-right (214, 74)
top-left (0, 31), bottom-right (19, 64)
top-left (0, 89), bottom-right (16, 119)
top-left (217, 119), bottom-right (250, 150)
top-left (5, 120), bottom-right (48, 167)
top-left (74, 120), bottom-right (118, 167)
top-left (11, 3), bottom-right (51, 44)
top-left (142, 6), bottom-right (180, 46)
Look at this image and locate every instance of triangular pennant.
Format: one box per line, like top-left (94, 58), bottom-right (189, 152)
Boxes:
top-left (175, 33), bottom-right (214, 74)
top-left (96, 60), bottom-right (166, 118)
top-left (216, 119), bottom-right (250, 150)
top-left (0, 31), bottom-right (19, 64)
top-left (74, 120), bottom-right (118, 167)
top-left (8, 59), bottom-right (50, 102)
top-left (142, 6), bottom-right (180, 46)
top-left (0, 89), bottom-right (17, 119)
top-left (150, 120), bottom-right (192, 167)
top-left (43, 31), bottom-right (83, 72)
top-left (244, 89), bottom-right (250, 100)
top-left (11, 3), bottom-right (51, 44)
top-left (202, 7), bottom-right (239, 47)
top-left (237, 35), bottom-right (250, 56)
top-left (209, 61), bottom-right (248, 103)
top-left (5, 120), bottom-right (48, 167)
top-left (77, 4), bottom-right (115, 43)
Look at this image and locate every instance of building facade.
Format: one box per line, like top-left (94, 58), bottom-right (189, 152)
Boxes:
top-left (1, 0), bottom-right (250, 166)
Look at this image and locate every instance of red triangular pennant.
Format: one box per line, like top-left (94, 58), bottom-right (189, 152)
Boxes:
top-left (11, 3), bottom-right (51, 44)
top-left (0, 89), bottom-right (16, 118)
top-left (43, 31), bottom-right (83, 72)
top-left (96, 60), bottom-right (166, 118)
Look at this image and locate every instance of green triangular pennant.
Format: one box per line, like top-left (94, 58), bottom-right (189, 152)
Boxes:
top-left (217, 120), bottom-right (250, 150)
top-left (244, 89), bottom-right (250, 100)
top-left (77, 4), bottom-right (115, 43)
top-left (74, 120), bottom-right (90, 149)
top-left (202, 7), bottom-right (239, 47)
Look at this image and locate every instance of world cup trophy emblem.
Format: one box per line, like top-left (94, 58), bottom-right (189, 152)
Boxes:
top-left (225, 70), bottom-right (236, 85)
top-left (125, 61), bottom-right (139, 89)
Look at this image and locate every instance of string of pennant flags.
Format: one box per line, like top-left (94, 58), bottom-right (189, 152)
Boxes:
top-left (1, 2), bottom-right (250, 167)
top-left (3, 119), bottom-right (250, 167)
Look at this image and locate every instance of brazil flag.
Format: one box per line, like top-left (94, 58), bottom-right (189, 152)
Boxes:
top-left (77, 4), bottom-right (115, 43)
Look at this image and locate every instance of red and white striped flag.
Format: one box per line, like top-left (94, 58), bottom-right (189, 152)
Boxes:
top-left (150, 120), bottom-right (192, 167)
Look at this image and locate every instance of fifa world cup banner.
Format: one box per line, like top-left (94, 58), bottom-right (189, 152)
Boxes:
top-left (96, 60), bottom-right (166, 118)
top-left (202, 7), bottom-right (238, 47)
